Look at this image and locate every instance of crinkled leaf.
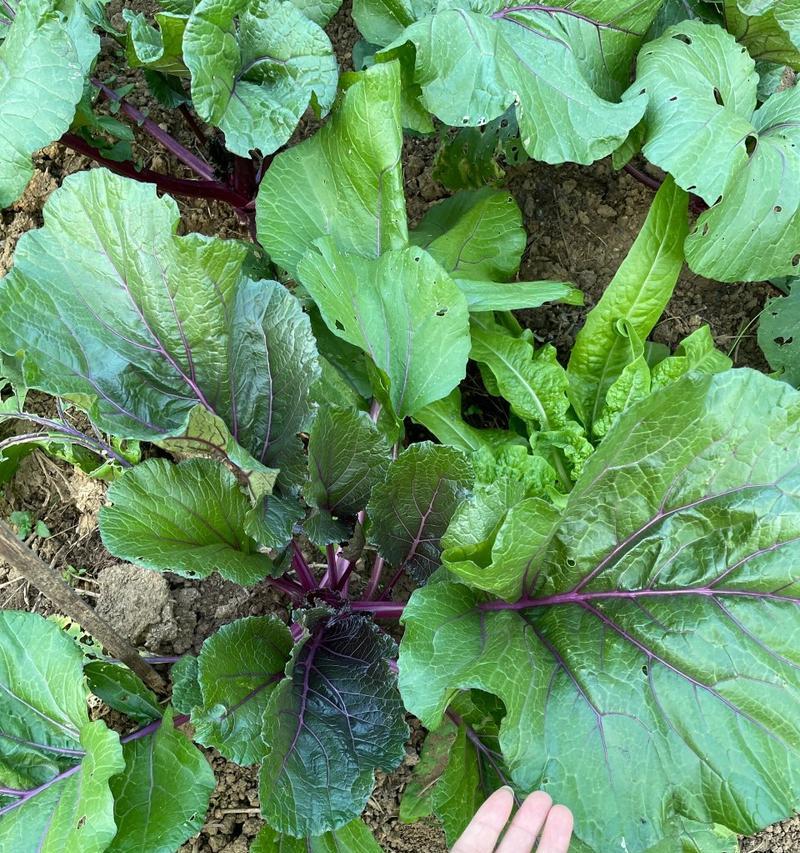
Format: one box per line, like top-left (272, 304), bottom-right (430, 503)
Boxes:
top-left (100, 458), bottom-right (275, 584)
top-left (184, 0), bottom-right (337, 157)
top-left (567, 177), bottom-right (688, 430)
top-left (107, 708), bottom-right (215, 853)
top-left (260, 613), bottom-right (407, 836)
top-left (399, 369), bottom-right (800, 853)
top-left (0, 170), bottom-right (319, 479)
top-left (758, 280), bottom-right (800, 386)
top-left (85, 661), bottom-right (162, 724)
top-left (380, 0), bottom-right (657, 165)
top-left (0, 0), bottom-right (99, 207)
top-left (368, 442), bottom-right (473, 583)
top-left (628, 20), bottom-right (800, 280)
top-left (0, 612), bottom-right (124, 852)
top-left (253, 819), bottom-right (382, 852)
top-left (170, 656), bottom-right (203, 717)
top-left (290, 0), bottom-right (343, 26)
top-left (298, 240), bottom-right (470, 419)
top-left (123, 9), bottom-right (187, 74)
top-left (650, 325), bottom-right (732, 389)
top-left (257, 61), bottom-right (407, 275)
top-left (244, 491), bottom-right (304, 550)
top-left (410, 188), bottom-right (525, 282)
top-left (305, 406), bottom-right (392, 520)
top-left (725, 0), bottom-right (800, 68)
top-left (192, 616), bottom-right (292, 764)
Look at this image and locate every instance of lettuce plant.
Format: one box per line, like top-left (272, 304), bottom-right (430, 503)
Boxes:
top-left (0, 15), bottom-right (799, 853)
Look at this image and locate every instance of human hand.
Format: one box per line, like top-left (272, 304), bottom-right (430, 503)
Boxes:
top-left (452, 788), bottom-right (573, 853)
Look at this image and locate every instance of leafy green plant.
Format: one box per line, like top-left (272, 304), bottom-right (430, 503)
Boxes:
top-left (1, 4), bottom-right (799, 853)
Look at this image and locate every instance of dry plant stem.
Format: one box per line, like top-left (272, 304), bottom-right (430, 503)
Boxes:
top-left (0, 520), bottom-right (166, 694)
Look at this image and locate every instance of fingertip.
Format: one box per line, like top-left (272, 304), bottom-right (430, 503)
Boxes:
top-left (522, 789), bottom-right (552, 811)
top-left (549, 804), bottom-right (574, 829)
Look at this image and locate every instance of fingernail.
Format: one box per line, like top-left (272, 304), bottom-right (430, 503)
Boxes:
top-left (499, 785), bottom-right (514, 795)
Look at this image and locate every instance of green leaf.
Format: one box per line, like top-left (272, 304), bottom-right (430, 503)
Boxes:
top-left (253, 819), bottom-right (382, 852)
top-left (85, 661), bottom-right (162, 724)
top-left (290, 0), bottom-right (343, 26)
top-left (758, 280), bottom-right (800, 386)
top-left (455, 279), bottom-right (582, 312)
top-left (257, 61), bottom-right (408, 276)
top-left (409, 188), bottom-right (525, 282)
top-left (0, 612), bottom-right (124, 853)
top-left (352, 0), bottom-right (435, 45)
top-left (298, 240), bottom-right (471, 419)
top-left (244, 491), bottom-right (304, 550)
top-left (628, 20), bottom-right (800, 281)
top-left (399, 720), bottom-right (457, 824)
top-left (0, 0), bottom-right (99, 207)
top-left (100, 458), bottom-right (275, 584)
top-left (367, 442), bottom-right (474, 583)
top-left (567, 177), bottom-right (688, 430)
top-left (305, 406), bottom-right (392, 521)
top-left (398, 369), bottom-right (800, 853)
top-left (650, 325), bottom-right (732, 390)
top-left (0, 170), bottom-right (319, 477)
top-left (724, 0), bottom-right (800, 68)
top-left (123, 9), bottom-right (187, 74)
top-left (170, 656), bottom-right (203, 716)
top-left (260, 612), bottom-right (408, 836)
top-left (412, 388), bottom-right (525, 453)
top-left (380, 0), bottom-right (656, 165)
top-left (184, 0), bottom-right (337, 157)
top-left (191, 616), bottom-right (292, 764)
top-left (107, 708), bottom-right (215, 853)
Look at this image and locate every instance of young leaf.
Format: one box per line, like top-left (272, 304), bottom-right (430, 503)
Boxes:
top-left (567, 177), bottom-right (688, 430)
top-left (183, 0), bottom-right (337, 157)
top-left (399, 369), bottom-right (800, 853)
top-left (305, 406), bottom-right (392, 525)
top-left (409, 188), bottom-right (526, 282)
top-left (650, 325), bottom-right (732, 389)
top-left (189, 616), bottom-right (292, 765)
top-left (0, 612), bottom-right (124, 852)
top-left (253, 819), bottom-right (382, 851)
top-left (368, 442), bottom-right (474, 583)
top-left (298, 240), bottom-right (471, 419)
top-left (378, 0), bottom-right (656, 165)
top-left (758, 281), bottom-right (800, 386)
top-left (107, 708), bottom-right (215, 853)
top-left (260, 613), bottom-right (408, 836)
top-left (85, 661), bottom-right (162, 724)
top-left (0, 0), bottom-right (99, 207)
top-left (352, 0), bottom-right (435, 45)
top-left (454, 279), bottom-right (582, 313)
top-left (257, 60), bottom-right (407, 275)
top-left (0, 170), bottom-right (319, 478)
top-left (123, 9), bottom-right (187, 74)
top-left (628, 20), bottom-right (800, 280)
top-left (100, 458), bottom-right (276, 584)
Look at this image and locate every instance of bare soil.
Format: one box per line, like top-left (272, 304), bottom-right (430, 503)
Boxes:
top-left (0, 1), bottom-right (796, 851)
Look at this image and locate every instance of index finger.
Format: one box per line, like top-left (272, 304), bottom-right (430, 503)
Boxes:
top-left (451, 786), bottom-right (515, 853)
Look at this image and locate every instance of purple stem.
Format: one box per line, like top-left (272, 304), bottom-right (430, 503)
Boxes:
top-left (178, 103), bottom-right (208, 145)
top-left (290, 621), bottom-right (304, 643)
top-left (104, 655), bottom-right (181, 665)
top-left (268, 574), bottom-right (306, 600)
top-left (623, 163), bottom-right (662, 191)
top-left (362, 555), bottom-right (386, 601)
top-left (381, 565), bottom-right (405, 599)
top-left (0, 787), bottom-right (24, 798)
top-left (325, 543), bottom-right (339, 589)
top-left (291, 541), bottom-right (317, 592)
top-left (0, 732), bottom-right (85, 757)
top-left (92, 79), bottom-right (217, 182)
top-left (350, 600), bottom-right (404, 618)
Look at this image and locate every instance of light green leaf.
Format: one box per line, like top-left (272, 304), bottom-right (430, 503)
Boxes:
top-left (192, 616), bottom-right (292, 764)
top-left (290, 0), bottom-right (343, 26)
top-left (0, 612), bottom-right (124, 853)
top-left (257, 61), bottom-right (407, 276)
top-left (410, 188), bottom-right (525, 282)
top-left (352, 0), bottom-right (435, 45)
top-left (399, 368), bottom-right (800, 853)
top-left (412, 388), bottom-right (525, 453)
top-left (108, 708), bottom-right (215, 853)
top-left (368, 442), bottom-right (474, 583)
top-left (260, 613), bottom-right (407, 835)
top-left (725, 0), bottom-right (800, 68)
top-left (650, 325), bottom-right (732, 389)
top-left (85, 661), bottom-right (162, 724)
top-left (567, 177), bottom-right (688, 429)
top-left (184, 0), bottom-right (337, 157)
top-left (123, 9), bottom-right (187, 75)
top-left (758, 281), bottom-right (800, 386)
top-left (0, 0), bottom-right (99, 207)
top-left (455, 279), bottom-right (582, 312)
top-left (381, 0), bottom-right (656, 165)
top-left (253, 819), bottom-right (382, 851)
top-left (0, 170), bottom-right (319, 478)
top-left (628, 19), bottom-right (800, 281)
top-left (100, 458), bottom-right (275, 584)
top-left (298, 240), bottom-right (470, 419)
top-left (305, 406), bottom-right (392, 520)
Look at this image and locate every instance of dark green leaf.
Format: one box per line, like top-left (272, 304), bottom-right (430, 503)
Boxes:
top-left (759, 280), bottom-right (800, 386)
top-left (85, 661), bottom-right (162, 724)
top-left (170, 656), bottom-right (203, 716)
top-left (253, 819), bottom-right (382, 851)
